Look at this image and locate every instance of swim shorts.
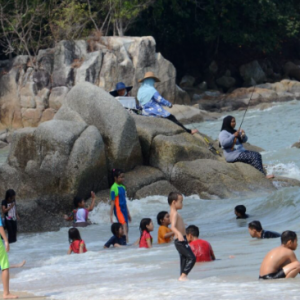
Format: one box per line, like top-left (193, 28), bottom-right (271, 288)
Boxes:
top-left (0, 242), bottom-right (9, 270)
top-left (259, 269), bottom-right (286, 280)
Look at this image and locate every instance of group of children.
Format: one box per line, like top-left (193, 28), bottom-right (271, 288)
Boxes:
top-left (66, 168), bottom-right (215, 281)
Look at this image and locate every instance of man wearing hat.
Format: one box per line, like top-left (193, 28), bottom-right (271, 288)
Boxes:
top-left (137, 72), bottom-right (198, 134)
top-left (110, 82), bottom-right (133, 97)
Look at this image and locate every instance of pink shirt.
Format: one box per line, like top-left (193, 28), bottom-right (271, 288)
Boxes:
top-left (139, 230), bottom-right (152, 248)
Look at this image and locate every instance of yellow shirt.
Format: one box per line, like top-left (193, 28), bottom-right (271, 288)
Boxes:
top-left (158, 225), bottom-right (173, 244)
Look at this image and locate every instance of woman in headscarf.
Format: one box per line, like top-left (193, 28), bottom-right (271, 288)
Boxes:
top-left (219, 115), bottom-right (273, 178)
top-left (137, 72), bottom-right (198, 135)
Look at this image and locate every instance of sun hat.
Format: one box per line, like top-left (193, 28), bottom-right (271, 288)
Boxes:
top-left (138, 71), bottom-right (160, 83)
top-left (110, 82), bottom-right (133, 97)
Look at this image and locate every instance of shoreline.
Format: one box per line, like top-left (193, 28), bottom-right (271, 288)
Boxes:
top-left (0, 291), bottom-right (47, 299)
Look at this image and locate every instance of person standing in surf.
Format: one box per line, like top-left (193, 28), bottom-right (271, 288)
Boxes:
top-left (2, 189), bottom-right (19, 244)
top-left (219, 116), bottom-right (274, 178)
top-left (110, 169), bottom-right (131, 243)
top-left (137, 72), bottom-right (198, 135)
top-left (169, 192), bottom-right (196, 281)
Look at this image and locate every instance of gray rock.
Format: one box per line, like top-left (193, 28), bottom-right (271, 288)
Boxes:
top-left (132, 114), bottom-right (184, 163)
top-left (271, 176), bottom-right (300, 188)
top-left (0, 141), bottom-right (7, 149)
top-left (240, 60), bottom-right (266, 84)
top-left (216, 75), bottom-right (236, 89)
top-left (62, 125), bottom-right (108, 198)
top-left (57, 82), bottom-right (142, 171)
top-left (171, 159), bottom-right (275, 199)
top-left (49, 86), bottom-right (69, 111)
top-left (292, 141), bottom-right (300, 148)
top-left (180, 75), bottom-right (195, 88)
top-left (135, 180), bottom-right (179, 199)
top-left (75, 51), bottom-right (103, 85)
top-left (209, 61), bottom-right (218, 74)
top-left (124, 166), bottom-right (165, 198)
top-left (150, 133), bottom-right (217, 178)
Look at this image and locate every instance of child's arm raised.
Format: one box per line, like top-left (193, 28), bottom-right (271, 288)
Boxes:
top-left (87, 191), bottom-right (96, 212)
top-left (170, 211), bottom-right (184, 241)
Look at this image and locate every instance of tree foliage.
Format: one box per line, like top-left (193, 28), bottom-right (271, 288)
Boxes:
top-left (0, 0), bottom-right (300, 70)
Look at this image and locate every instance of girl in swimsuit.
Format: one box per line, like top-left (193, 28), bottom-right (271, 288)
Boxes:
top-left (67, 228), bottom-right (87, 254)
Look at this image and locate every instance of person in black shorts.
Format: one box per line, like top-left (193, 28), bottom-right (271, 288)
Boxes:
top-left (259, 231), bottom-right (300, 279)
top-left (248, 220), bottom-right (280, 239)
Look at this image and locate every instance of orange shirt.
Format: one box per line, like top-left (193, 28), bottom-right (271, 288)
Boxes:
top-left (158, 225), bottom-right (173, 244)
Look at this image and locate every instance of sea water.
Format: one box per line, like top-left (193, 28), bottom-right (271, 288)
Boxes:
top-left (3, 100), bottom-right (300, 299)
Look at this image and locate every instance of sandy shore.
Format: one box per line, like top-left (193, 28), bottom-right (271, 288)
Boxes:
top-left (0, 291), bottom-right (47, 299)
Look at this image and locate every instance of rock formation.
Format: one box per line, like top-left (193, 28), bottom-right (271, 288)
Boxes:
top-left (0, 36), bottom-right (190, 131)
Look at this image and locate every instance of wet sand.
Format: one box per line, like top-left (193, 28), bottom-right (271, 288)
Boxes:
top-left (0, 291), bottom-right (47, 299)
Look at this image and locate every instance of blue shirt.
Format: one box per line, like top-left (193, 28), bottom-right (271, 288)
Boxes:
top-left (104, 235), bottom-right (127, 248)
top-left (141, 91), bottom-right (172, 118)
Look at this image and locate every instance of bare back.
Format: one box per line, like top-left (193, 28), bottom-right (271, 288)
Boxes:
top-left (170, 207), bottom-right (186, 238)
top-left (260, 245), bottom-right (297, 276)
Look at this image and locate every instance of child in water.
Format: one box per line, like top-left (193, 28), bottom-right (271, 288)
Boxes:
top-left (139, 218), bottom-right (154, 248)
top-left (64, 191), bottom-right (96, 227)
top-left (169, 192), bottom-right (196, 281)
top-left (234, 205), bottom-right (248, 219)
top-left (67, 228), bottom-right (87, 254)
top-left (104, 223), bottom-right (127, 248)
top-left (2, 189), bottom-right (20, 244)
top-left (157, 211), bottom-right (174, 244)
top-left (110, 169), bottom-right (131, 242)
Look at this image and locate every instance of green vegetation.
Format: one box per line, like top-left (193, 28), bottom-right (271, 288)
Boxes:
top-left (0, 0), bottom-right (300, 74)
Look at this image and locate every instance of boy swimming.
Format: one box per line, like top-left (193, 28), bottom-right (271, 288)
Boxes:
top-left (259, 231), bottom-right (300, 279)
top-left (248, 220), bottom-right (280, 239)
top-left (157, 211), bottom-right (174, 244)
top-left (169, 192), bottom-right (196, 281)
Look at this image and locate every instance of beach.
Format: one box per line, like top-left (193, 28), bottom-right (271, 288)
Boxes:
top-left (1, 100), bottom-right (300, 299)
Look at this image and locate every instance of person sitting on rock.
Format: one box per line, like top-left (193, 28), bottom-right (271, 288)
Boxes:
top-left (109, 82), bottom-right (133, 97)
top-left (137, 71), bottom-right (198, 135)
top-left (219, 115), bottom-right (274, 178)
top-left (248, 220), bottom-right (280, 239)
top-left (234, 205), bottom-right (248, 219)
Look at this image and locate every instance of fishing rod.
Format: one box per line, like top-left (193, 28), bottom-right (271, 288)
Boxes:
top-left (231, 85), bottom-right (256, 150)
top-left (238, 85), bottom-right (256, 131)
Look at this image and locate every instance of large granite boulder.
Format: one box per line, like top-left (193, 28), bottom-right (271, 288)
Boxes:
top-left (0, 36), bottom-right (190, 130)
top-left (55, 82), bottom-right (142, 171)
top-left (171, 159), bottom-right (275, 199)
top-left (150, 133), bottom-right (217, 178)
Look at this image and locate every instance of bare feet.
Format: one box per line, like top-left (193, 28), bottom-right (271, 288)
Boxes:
top-left (178, 274), bottom-right (188, 281)
top-left (266, 174), bottom-right (275, 179)
top-left (191, 129), bottom-right (198, 135)
top-left (3, 293), bottom-right (18, 299)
